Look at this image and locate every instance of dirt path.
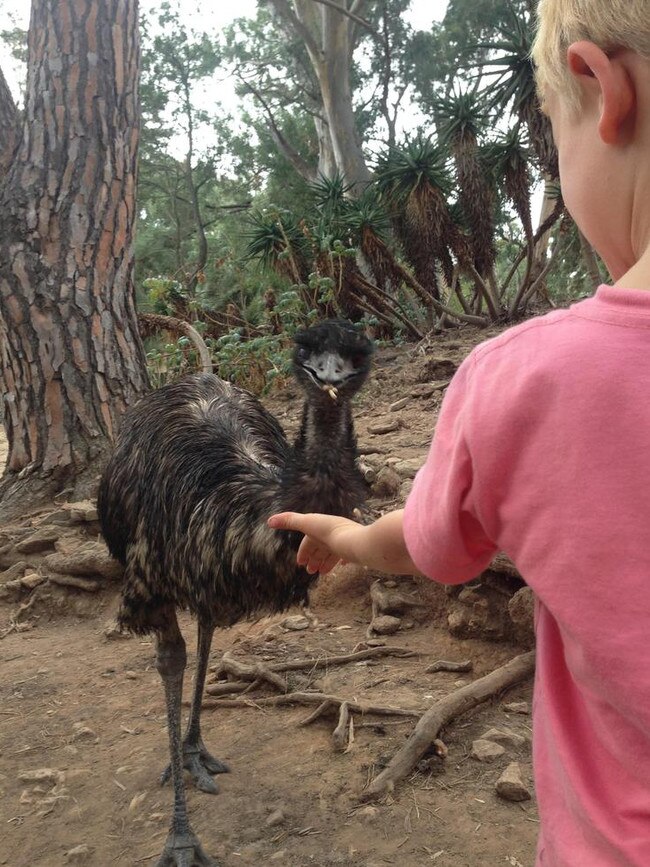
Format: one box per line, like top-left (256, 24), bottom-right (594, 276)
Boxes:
top-left (0, 329), bottom-right (538, 866)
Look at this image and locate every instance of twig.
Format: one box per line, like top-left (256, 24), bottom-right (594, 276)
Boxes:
top-left (298, 699), bottom-right (335, 727)
top-left (332, 701), bottom-right (351, 752)
top-left (361, 651), bottom-right (536, 801)
top-left (425, 660), bottom-right (473, 674)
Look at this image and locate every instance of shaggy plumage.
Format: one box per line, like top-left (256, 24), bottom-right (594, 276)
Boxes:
top-left (97, 320), bottom-right (373, 867)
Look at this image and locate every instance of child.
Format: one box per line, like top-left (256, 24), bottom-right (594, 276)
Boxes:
top-left (268, 1), bottom-right (650, 863)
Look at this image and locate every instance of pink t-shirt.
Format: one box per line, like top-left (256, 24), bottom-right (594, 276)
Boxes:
top-left (403, 286), bottom-right (650, 866)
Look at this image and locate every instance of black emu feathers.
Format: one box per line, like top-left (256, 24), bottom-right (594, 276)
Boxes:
top-left (97, 320), bottom-right (373, 867)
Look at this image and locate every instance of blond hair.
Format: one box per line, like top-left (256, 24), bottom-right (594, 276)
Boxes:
top-left (532, 0), bottom-right (650, 108)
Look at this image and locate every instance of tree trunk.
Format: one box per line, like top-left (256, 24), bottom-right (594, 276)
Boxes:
top-left (316, 3), bottom-right (372, 192)
top-left (0, 0), bottom-right (149, 517)
top-left (0, 66), bottom-right (19, 174)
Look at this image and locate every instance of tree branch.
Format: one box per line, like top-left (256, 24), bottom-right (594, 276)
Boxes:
top-left (309, 0), bottom-right (378, 33)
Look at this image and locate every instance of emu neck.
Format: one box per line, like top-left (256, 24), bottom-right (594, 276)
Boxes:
top-left (278, 395), bottom-right (362, 517)
top-left (294, 398), bottom-right (353, 467)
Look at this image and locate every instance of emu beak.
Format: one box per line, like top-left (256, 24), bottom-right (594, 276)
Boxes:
top-left (322, 384), bottom-right (338, 400)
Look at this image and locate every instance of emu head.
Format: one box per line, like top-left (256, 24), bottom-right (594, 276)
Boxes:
top-left (292, 320), bottom-right (373, 402)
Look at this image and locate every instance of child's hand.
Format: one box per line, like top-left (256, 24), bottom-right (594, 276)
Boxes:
top-left (267, 512), bottom-right (364, 574)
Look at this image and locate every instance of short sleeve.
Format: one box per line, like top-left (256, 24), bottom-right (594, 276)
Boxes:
top-left (403, 353), bottom-right (497, 584)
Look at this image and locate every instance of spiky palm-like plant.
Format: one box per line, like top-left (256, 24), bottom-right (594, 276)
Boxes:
top-left (434, 88), bottom-right (497, 276)
top-left (484, 127), bottom-right (533, 241)
top-left (375, 138), bottom-right (464, 300)
top-left (476, 8), bottom-right (557, 176)
top-left (243, 208), bottom-right (311, 285)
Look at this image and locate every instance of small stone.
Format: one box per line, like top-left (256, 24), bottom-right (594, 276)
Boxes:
top-left (281, 615), bottom-right (310, 631)
top-left (410, 384), bottom-right (436, 399)
top-left (392, 459), bottom-right (421, 480)
top-left (125, 670), bottom-right (139, 680)
top-left (371, 466), bottom-right (402, 499)
top-left (20, 573), bottom-right (46, 590)
top-left (71, 723), bottom-right (98, 742)
top-left (389, 397), bottom-right (409, 412)
top-left (471, 739), bottom-right (506, 762)
top-left (18, 768), bottom-right (65, 785)
top-left (104, 621), bottom-right (131, 641)
top-left (15, 528), bottom-right (60, 554)
top-left (63, 501), bottom-right (99, 523)
top-left (64, 845), bottom-right (91, 863)
top-left (270, 851), bottom-right (287, 862)
top-left (0, 561), bottom-right (28, 583)
top-left (370, 614), bottom-right (401, 635)
top-left (47, 509), bottom-right (72, 526)
top-left (503, 701), bottom-right (530, 715)
top-left (357, 805), bottom-right (379, 822)
top-left (44, 542), bottom-right (123, 581)
top-left (266, 808), bottom-right (286, 827)
top-left (368, 419), bottom-right (400, 435)
top-left (48, 574), bottom-right (101, 592)
top-left (481, 727), bottom-right (527, 748)
top-left (495, 762), bottom-right (532, 802)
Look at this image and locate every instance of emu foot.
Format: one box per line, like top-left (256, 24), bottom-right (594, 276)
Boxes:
top-left (161, 739), bottom-right (230, 794)
top-left (156, 830), bottom-right (219, 867)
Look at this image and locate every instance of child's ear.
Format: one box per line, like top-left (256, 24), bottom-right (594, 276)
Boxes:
top-left (567, 41), bottom-right (635, 145)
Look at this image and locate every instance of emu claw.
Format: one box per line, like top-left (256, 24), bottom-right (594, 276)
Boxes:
top-left (156, 830), bottom-right (219, 867)
top-left (161, 740), bottom-right (230, 794)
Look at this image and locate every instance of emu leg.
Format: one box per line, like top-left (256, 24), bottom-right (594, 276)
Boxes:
top-left (161, 619), bottom-right (230, 794)
top-left (156, 611), bottom-right (219, 867)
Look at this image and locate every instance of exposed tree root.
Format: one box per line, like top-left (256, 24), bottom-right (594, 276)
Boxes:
top-left (425, 659), bottom-right (473, 674)
top-left (198, 691), bottom-right (424, 719)
top-left (206, 645), bottom-right (419, 696)
top-left (360, 650), bottom-right (535, 801)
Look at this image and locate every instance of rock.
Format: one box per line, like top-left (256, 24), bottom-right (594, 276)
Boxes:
top-left (414, 357), bottom-right (457, 383)
top-left (389, 397), bottom-right (409, 412)
top-left (369, 614), bottom-right (401, 635)
top-left (281, 614), bottom-right (310, 631)
top-left (18, 768), bottom-right (65, 785)
top-left (0, 560), bottom-right (28, 583)
top-left (20, 573), bottom-right (46, 590)
top-left (71, 723), bottom-right (98, 742)
top-left (508, 586), bottom-right (535, 647)
top-left (370, 466), bottom-right (402, 499)
top-left (46, 509), bottom-right (72, 526)
top-left (410, 384), bottom-right (436, 399)
top-left (392, 459), bottom-right (421, 480)
top-left (270, 851), bottom-right (287, 862)
top-left (44, 542), bottom-right (123, 581)
top-left (480, 727), bottom-right (527, 748)
top-left (447, 581), bottom-right (515, 642)
top-left (368, 419), bottom-right (400, 435)
top-left (503, 701), bottom-right (530, 715)
top-left (357, 805), bottom-right (380, 822)
top-left (400, 479), bottom-right (413, 498)
top-left (495, 762), bottom-right (532, 802)
top-left (64, 845), bottom-right (92, 863)
top-left (0, 578), bottom-right (24, 601)
top-left (63, 501), bottom-right (99, 523)
top-left (103, 621), bottom-right (131, 641)
top-left (370, 579), bottom-right (425, 618)
top-left (266, 808), bottom-right (286, 827)
top-left (15, 527), bottom-right (61, 554)
top-left (471, 739), bottom-right (506, 762)
top-left (48, 574), bottom-right (101, 592)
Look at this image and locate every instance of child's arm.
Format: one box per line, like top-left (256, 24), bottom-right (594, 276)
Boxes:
top-left (267, 509), bottom-right (422, 576)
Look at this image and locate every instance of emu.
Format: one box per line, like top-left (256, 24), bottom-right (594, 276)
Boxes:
top-left (97, 320), bottom-right (373, 867)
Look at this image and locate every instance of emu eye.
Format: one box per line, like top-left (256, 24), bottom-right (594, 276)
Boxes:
top-left (296, 346), bottom-right (309, 361)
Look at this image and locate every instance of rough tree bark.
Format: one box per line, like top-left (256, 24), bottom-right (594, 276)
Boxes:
top-left (0, 0), bottom-right (149, 518)
top-left (0, 66), bottom-right (19, 175)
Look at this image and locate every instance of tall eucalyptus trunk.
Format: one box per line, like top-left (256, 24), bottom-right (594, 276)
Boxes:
top-left (0, 0), bottom-right (149, 517)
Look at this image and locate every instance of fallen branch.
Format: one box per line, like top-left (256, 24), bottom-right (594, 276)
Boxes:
top-left (425, 659), bottom-right (473, 674)
top-left (332, 701), bottom-right (351, 752)
top-left (199, 691), bottom-right (424, 719)
top-left (361, 651), bottom-right (535, 801)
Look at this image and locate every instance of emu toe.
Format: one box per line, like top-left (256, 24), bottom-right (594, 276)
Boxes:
top-left (156, 831), bottom-right (219, 867)
top-left (161, 740), bottom-right (230, 794)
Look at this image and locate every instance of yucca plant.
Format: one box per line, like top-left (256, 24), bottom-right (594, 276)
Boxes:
top-left (484, 126), bottom-right (533, 241)
top-left (474, 8), bottom-right (557, 176)
top-left (434, 88), bottom-right (497, 276)
top-left (243, 207), bottom-right (311, 285)
top-left (375, 137), bottom-right (463, 300)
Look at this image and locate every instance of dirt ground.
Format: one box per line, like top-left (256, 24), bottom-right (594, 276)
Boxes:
top-left (0, 327), bottom-right (539, 867)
